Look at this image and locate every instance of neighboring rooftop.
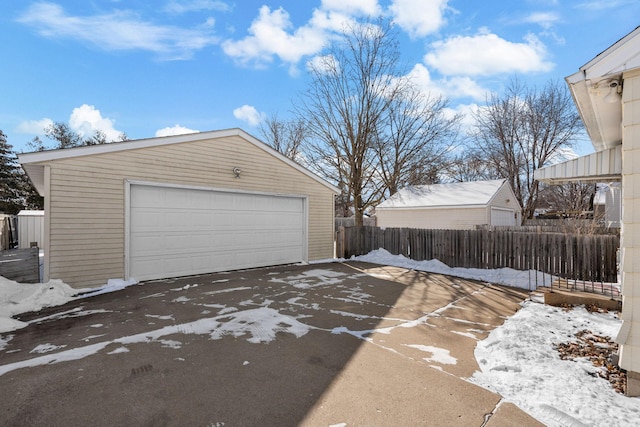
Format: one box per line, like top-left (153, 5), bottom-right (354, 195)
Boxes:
top-left (377, 179), bottom-right (507, 209)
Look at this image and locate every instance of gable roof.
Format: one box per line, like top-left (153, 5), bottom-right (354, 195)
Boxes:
top-left (376, 179), bottom-right (509, 209)
top-left (565, 26), bottom-right (640, 151)
top-left (18, 128), bottom-right (340, 195)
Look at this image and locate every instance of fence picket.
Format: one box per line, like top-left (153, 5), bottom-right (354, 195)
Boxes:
top-left (335, 226), bottom-right (619, 285)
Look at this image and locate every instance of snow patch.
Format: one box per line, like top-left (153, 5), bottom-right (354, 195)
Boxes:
top-left (107, 346), bottom-right (130, 355)
top-left (145, 314), bottom-right (174, 321)
top-left (353, 249), bottom-right (553, 290)
top-left (272, 269), bottom-right (347, 289)
top-left (0, 334), bottom-right (13, 351)
top-left (203, 286), bottom-right (253, 295)
top-left (470, 302), bottom-right (635, 426)
top-left (405, 344), bottom-right (457, 365)
top-left (30, 343), bottom-right (67, 354)
top-left (0, 276), bottom-right (137, 333)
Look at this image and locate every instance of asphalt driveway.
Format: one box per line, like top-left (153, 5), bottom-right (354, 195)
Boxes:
top-left (0, 261), bottom-right (542, 426)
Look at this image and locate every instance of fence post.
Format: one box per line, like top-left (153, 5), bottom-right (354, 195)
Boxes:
top-left (334, 224), bottom-right (619, 289)
top-left (336, 226), bottom-right (345, 259)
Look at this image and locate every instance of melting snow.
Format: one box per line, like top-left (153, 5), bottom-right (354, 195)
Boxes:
top-left (107, 346), bottom-right (129, 355)
top-left (469, 301), bottom-right (634, 426)
top-left (30, 343), bottom-right (67, 354)
top-left (145, 314), bottom-right (174, 321)
top-left (354, 248), bottom-right (553, 290)
top-left (0, 249), bottom-right (637, 426)
top-left (405, 344), bottom-right (457, 365)
top-left (0, 307), bottom-right (311, 377)
top-left (203, 286), bottom-right (252, 295)
top-left (272, 269), bottom-right (347, 289)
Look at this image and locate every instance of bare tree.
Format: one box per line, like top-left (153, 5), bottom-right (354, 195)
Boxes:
top-left (297, 20), bottom-right (396, 225)
top-left (375, 87), bottom-right (460, 196)
top-left (470, 79), bottom-right (582, 220)
top-left (536, 182), bottom-right (596, 216)
top-left (297, 20), bottom-right (457, 224)
top-left (443, 151), bottom-right (501, 182)
top-left (259, 114), bottom-right (307, 162)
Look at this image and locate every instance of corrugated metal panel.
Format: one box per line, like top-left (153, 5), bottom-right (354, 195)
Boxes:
top-left (17, 210), bottom-right (44, 249)
top-left (534, 145), bottom-right (622, 184)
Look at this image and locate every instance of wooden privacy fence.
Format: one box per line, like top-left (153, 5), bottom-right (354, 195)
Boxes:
top-left (336, 226), bottom-right (619, 284)
top-left (0, 247), bottom-right (40, 283)
top-left (0, 215), bottom-right (18, 250)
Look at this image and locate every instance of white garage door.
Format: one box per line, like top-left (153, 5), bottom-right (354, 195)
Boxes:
top-left (490, 207), bottom-right (516, 226)
top-left (128, 184), bottom-right (306, 281)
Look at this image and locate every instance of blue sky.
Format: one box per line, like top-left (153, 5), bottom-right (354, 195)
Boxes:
top-left (1, 0), bottom-right (639, 155)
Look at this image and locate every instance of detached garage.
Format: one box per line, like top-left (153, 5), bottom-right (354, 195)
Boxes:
top-left (376, 179), bottom-right (522, 230)
top-left (19, 128), bottom-right (339, 288)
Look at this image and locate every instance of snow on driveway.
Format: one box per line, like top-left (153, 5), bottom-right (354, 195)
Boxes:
top-left (0, 249), bottom-right (638, 426)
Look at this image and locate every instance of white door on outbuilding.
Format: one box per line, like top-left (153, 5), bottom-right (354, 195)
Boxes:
top-left (127, 183), bottom-right (306, 281)
top-left (490, 207), bottom-right (516, 226)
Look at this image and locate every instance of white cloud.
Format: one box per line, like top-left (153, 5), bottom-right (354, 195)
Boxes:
top-left (320, 0), bottom-right (382, 16)
top-left (233, 105), bottom-right (265, 126)
top-left (306, 54), bottom-right (340, 74)
top-left (221, 6), bottom-right (328, 67)
top-left (575, 0), bottom-right (636, 11)
top-left (68, 104), bottom-right (123, 141)
top-left (308, 8), bottom-right (356, 33)
top-left (400, 63), bottom-right (443, 101)
top-left (15, 118), bottom-right (54, 135)
top-left (163, 0), bottom-right (230, 14)
top-left (15, 106), bottom-right (122, 141)
top-left (405, 64), bottom-right (488, 102)
top-left (389, 0), bottom-right (449, 38)
top-left (424, 31), bottom-right (554, 76)
top-left (447, 102), bottom-right (481, 130)
top-left (220, 2), bottom-right (368, 70)
top-left (155, 125), bottom-right (199, 137)
top-left (443, 76), bottom-right (489, 101)
top-left (17, 2), bottom-right (217, 60)
top-left (523, 11), bottom-right (560, 29)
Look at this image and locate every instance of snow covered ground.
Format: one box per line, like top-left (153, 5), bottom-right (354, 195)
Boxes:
top-left (1, 249), bottom-right (639, 426)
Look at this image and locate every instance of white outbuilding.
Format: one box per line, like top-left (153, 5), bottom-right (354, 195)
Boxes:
top-left (17, 210), bottom-right (44, 249)
top-left (375, 179), bottom-right (522, 230)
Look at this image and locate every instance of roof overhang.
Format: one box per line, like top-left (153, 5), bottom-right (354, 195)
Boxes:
top-left (376, 204), bottom-right (488, 211)
top-left (534, 145), bottom-right (621, 184)
top-left (566, 26), bottom-right (640, 151)
top-left (18, 128), bottom-right (340, 196)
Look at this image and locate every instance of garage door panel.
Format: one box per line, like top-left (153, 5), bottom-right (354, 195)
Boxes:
top-left (129, 185), bottom-right (306, 281)
top-left (491, 208), bottom-right (516, 226)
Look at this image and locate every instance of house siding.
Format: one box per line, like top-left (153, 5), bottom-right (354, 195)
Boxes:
top-left (489, 183), bottom-right (518, 209)
top-left (488, 182), bottom-right (522, 225)
top-left (37, 134), bottom-right (335, 288)
top-left (376, 182), bottom-right (522, 229)
top-left (620, 69), bottom-right (640, 372)
top-left (377, 206), bottom-right (488, 230)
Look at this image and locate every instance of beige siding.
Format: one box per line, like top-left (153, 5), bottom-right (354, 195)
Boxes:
top-left (490, 183), bottom-right (520, 209)
top-left (619, 69), bottom-right (640, 372)
top-left (376, 182), bottom-right (522, 229)
top-left (488, 183), bottom-right (522, 224)
top-left (38, 135), bottom-right (335, 287)
top-left (377, 206), bottom-right (488, 230)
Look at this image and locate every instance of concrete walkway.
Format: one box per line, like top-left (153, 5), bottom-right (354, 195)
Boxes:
top-left (0, 261), bottom-right (543, 426)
